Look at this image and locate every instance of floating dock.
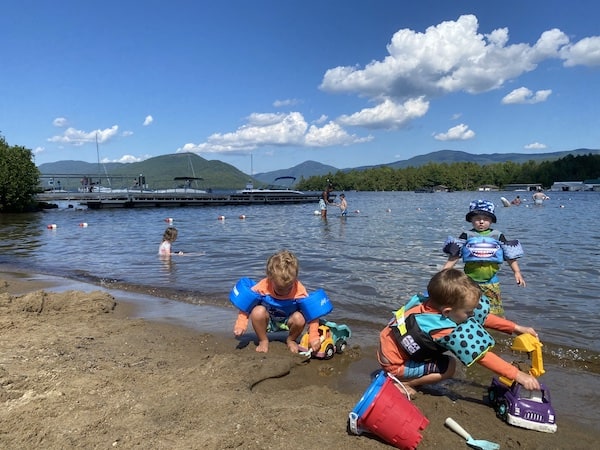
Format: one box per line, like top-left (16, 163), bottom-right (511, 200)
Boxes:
top-left (36, 191), bottom-right (322, 209)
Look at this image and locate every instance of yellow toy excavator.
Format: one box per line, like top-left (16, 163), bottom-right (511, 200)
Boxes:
top-left (487, 334), bottom-right (557, 433)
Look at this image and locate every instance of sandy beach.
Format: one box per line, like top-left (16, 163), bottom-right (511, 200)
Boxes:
top-left (1, 271), bottom-right (597, 449)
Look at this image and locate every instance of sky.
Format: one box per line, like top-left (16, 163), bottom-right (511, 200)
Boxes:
top-left (2, 1), bottom-right (599, 175)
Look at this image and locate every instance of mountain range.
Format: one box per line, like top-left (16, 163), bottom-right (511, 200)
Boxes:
top-left (38, 148), bottom-right (599, 190)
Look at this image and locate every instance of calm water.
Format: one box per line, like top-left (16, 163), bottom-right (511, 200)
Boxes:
top-left (1, 191), bottom-right (598, 425)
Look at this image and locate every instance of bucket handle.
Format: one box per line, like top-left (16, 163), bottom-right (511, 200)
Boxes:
top-left (386, 372), bottom-right (413, 400)
top-left (348, 412), bottom-right (361, 435)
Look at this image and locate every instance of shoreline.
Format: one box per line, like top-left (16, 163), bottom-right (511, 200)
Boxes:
top-left (1, 270), bottom-right (598, 449)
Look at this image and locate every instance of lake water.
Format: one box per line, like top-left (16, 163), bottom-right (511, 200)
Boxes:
top-left (1, 190), bottom-right (598, 426)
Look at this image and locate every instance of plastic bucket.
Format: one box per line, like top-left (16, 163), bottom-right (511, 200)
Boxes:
top-left (348, 371), bottom-right (429, 450)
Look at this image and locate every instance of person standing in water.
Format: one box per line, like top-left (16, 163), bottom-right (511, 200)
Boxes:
top-left (319, 183), bottom-right (334, 218)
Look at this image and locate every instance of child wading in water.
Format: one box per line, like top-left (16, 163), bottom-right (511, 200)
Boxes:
top-left (377, 268), bottom-right (540, 398)
top-left (158, 227), bottom-right (183, 257)
top-left (442, 200), bottom-right (525, 316)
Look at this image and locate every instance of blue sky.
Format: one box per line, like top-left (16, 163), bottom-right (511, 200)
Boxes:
top-left (2, 1), bottom-right (599, 174)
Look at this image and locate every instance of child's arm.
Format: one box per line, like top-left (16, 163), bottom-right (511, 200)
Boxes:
top-left (507, 259), bottom-right (526, 286)
top-left (308, 320), bottom-right (321, 352)
top-left (233, 311), bottom-right (249, 336)
top-left (442, 256), bottom-right (460, 270)
top-left (478, 352), bottom-right (541, 390)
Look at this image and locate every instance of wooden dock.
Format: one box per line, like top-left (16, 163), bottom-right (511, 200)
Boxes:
top-left (36, 191), bottom-right (321, 209)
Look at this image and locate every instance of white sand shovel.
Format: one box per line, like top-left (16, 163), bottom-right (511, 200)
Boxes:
top-left (445, 417), bottom-right (500, 450)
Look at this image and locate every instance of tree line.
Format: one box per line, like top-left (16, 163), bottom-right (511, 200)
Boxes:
top-left (296, 154), bottom-right (600, 192)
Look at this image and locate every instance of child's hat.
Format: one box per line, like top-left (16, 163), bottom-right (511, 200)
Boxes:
top-left (466, 199), bottom-right (497, 223)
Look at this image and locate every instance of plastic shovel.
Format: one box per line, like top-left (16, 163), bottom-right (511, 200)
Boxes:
top-left (445, 417), bottom-right (500, 450)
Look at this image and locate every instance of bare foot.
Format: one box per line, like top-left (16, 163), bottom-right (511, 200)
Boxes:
top-left (233, 327), bottom-right (244, 337)
top-left (286, 339), bottom-right (299, 353)
top-left (256, 340), bottom-right (269, 353)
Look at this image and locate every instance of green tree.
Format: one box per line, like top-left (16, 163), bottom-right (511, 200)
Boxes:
top-left (0, 135), bottom-right (40, 212)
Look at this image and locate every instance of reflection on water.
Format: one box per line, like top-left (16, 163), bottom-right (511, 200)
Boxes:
top-left (1, 191), bottom-right (599, 424)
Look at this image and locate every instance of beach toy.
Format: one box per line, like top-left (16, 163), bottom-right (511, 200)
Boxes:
top-left (165, 217), bottom-right (173, 223)
top-left (46, 224), bottom-right (57, 229)
top-left (313, 210), bottom-right (320, 215)
top-left (78, 222), bottom-right (88, 227)
top-left (348, 371), bottom-right (429, 449)
top-left (445, 418), bottom-right (499, 450)
top-left (239, 214), bottom-right (246, 219)
top-left (218, 215), bottom-right (225, 220)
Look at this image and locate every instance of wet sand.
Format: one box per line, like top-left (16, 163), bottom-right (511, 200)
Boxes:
top-left (0, 271), bottom-right (597, 449)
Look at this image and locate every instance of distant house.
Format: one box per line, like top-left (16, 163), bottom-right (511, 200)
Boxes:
top-left (583, 179), bottom-right (600, 191)
top-left (503, 183), bottom-right (542, 191)
top-left (550, 181), bottom-right (586, 191)
top-left (478, 184), bottom-right (499, 191)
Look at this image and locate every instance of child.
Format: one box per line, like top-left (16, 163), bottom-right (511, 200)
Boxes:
top-left (442, 199), bottom-right (525, 316)
top-left (319, 183), bottom-right (334, 218)
top-left (337, 193), bottom-right (348, 216)
top-left (158, 227), bottom-right (183, 257)
top-left (377, 268), bottom-right (540, 398)
top-left (232, 250), bottom-right (326, 354)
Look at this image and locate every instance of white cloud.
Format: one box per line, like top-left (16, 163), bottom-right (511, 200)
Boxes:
top-left (53, 117), bottom-right (68, 127)
top-left (47, 125), bottom-right (119, 146)
top-left (524, 142), bottom-right (547, 150)
top-left (337, 97), bottom-right (429, 130)
top-left (177, 111), bottom-right (371, 155)
top-left (33, 146), bottom-right (45, 155)
top-left (143, 115), bottom-right (153, 126)
top-left (305, 122), bottom-right (373, 147)
top-left (122, 130), bottom-right (134, 137)
top-left (560, 36), bottom-right (600, 67)
top-left (319, 15), bottom-right (584, 117)
top-left (101, 154), bottom-right (146, 163)
top-left (434, 123), bottom-right (475, 141)
top-left (273, 98), bottom-right (301, 108)
top-left (502, 87), bottom-right (552, 104)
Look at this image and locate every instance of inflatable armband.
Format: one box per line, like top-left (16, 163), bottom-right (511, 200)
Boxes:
top-left (438, 319), bottom-right (494, 366)
top-left (501, 239), bottom-right (524, 260)
top-left (229, 278), bottom-right (262, 313)
top-left (297, 289), bottom-right (333, 322)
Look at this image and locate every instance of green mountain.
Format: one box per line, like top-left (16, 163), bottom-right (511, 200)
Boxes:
top-left (38, 153), bottom-right (251, 191)
top-left (39, 148), bottom-right (600, 190)
top-left (253, 160), bottom-right (338, 185)
top-left (350, 148), bottom-right (600, 171)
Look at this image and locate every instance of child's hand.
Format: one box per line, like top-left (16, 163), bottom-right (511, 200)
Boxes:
top-left (514, 271), bottom-right (526, 287)
top-left (233, 326), bottom-right (244, 337)
top-left (514, 325), bottom-right (538, 338)
top-left (310, 338), bottom-right (321, 353)
top-left (516, 371), bottom-right (541, 390)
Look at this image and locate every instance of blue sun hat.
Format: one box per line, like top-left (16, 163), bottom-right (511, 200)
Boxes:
top-left (465, 199), bottom-right (497, 223)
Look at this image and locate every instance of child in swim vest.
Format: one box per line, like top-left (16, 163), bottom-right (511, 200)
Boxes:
top-left (442, 199), bottom-right (525, 316)
top-left (377, 268), bottom-right (540, 398)
top-left (233, 250), bottom-right (322, 354)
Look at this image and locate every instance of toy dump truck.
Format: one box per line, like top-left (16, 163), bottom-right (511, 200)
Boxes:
top-left (298, 320), bottom-right (351, 359)
top-left (487, 334), bottom-right (557, 433)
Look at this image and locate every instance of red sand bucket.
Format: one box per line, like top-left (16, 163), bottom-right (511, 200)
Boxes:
top-left (348, 371), bottom-right (429, 449)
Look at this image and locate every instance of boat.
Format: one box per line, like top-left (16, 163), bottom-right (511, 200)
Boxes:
top-left (154, 177), bottom-right (208, 194)
top-left (230, 176), bottom-right (322, 204)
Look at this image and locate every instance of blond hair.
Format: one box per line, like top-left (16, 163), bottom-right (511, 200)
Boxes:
top-left (427, 268), bottom-right (481, 309)
top-left (266, 250), bottom-right (299, 289)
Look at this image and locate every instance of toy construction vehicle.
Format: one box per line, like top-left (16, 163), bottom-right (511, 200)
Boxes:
top-left (298, 320), bottom-right (351, 360)
top-left (487, 334), bottom-right (557, 433)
